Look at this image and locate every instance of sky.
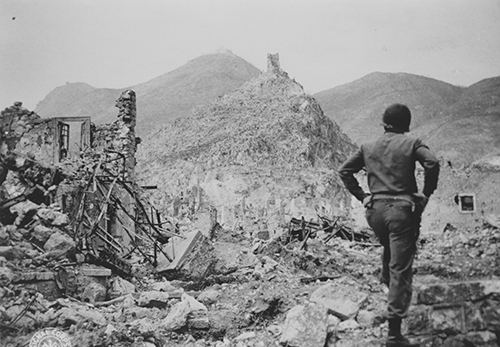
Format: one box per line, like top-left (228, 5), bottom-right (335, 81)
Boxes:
top-left (1, 0), bottom-right (500, 110)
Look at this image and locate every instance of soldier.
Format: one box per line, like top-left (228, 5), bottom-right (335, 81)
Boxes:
top-left (338, 104), bottom-right (440, 347)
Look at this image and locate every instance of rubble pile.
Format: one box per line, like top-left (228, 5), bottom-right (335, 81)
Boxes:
top-left (137, 53), bottom-right (356, 239)
top-left (1, 198), bottom-right (499, 346)
top-left (417, 224), bottom-right (500, 279)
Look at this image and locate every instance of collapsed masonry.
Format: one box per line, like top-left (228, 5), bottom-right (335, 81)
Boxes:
top-left (0, 91), bottom-right (209, 300)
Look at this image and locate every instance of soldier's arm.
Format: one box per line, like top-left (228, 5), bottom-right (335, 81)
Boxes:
top-left (338, 148), bottom-right (367, 202)
top-left (415, 140), bottom-right (440, 197)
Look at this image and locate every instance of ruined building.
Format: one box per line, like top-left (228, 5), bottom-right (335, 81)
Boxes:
top-left (0, 90), bottom-right (177, 277)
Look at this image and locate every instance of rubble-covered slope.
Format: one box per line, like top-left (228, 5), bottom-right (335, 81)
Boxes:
top-left (35, 51), bottom-right (260, 136)
top-left (137, 66), bottom-right (356, 233)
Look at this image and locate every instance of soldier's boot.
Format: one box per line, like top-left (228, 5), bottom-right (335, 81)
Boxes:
top-left (386, 318), bottom-right (420, 347)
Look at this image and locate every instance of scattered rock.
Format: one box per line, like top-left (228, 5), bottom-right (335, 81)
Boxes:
top-left (235, 331), bottom-right (256, 341)
top-left (10, 201), bottom-right (39, 226)
top-left (110, 276), bottom-right (136, 298)
top-left (356, 309), bottom-right (377, 327)
top-left (57, 306), bottom-right (107, 326)
top-left (43, 231), bottom-right (75, 253)
top-left (31, 225), bottom-right (53, 244)
top-left (0, 266), bottom-right (13, 286)
top-left (0, 246), bottom-right (26, 260)
top-left (464, 331), bottom-right (498, 345)
top-left (123, 306), bottom-right (156, 320)
top-left (337, 318), bottom-right (360, 332)
top-left (280, 302), bottom-right (328, 347)
top-left (183, 293), bottom-right (209, 329)
top-left (128, 317), bottom-right (159, 335)
top-left (162, 300), bottom-right (191, 331)
top-left (81, 281), bottom-right (106, 304)
top-left (254, 255), bottom-right (278, 276)
top-left (150, 280), bottom-right (177, 292)
top-left (327, 314), bottom-right (341, 333)
top-left (104, 324), bottom-right (117, 336)
top-left (37, 208), bottom-right (69, 226)
top-left (310, 282), bottom-right (368, 320)
top-left (267, 324), bottom-right (281, 336)
top-left (137, 290), bottom-right (173, 308)
top-left (0, 227), bottom-right (10, 246)
top-left (197, 288), bottom-right (219, 305)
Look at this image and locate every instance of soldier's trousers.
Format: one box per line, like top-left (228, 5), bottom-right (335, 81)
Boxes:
top-left (365, 199), bottom-right (418, 319)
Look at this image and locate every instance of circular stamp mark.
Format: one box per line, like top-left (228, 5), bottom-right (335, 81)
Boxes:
top-left (29, 328), bottom-right (71, 347)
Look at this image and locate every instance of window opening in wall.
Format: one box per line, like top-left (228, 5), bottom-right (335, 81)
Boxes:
top-left (58, 122), bottom-right (69, 161)
top-left (54, 117), bottom-right (91, 162)
top-left (458, 193), bottom-right (476, 213)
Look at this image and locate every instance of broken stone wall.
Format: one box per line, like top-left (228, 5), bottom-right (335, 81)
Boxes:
top-left (267, 53), bottom-right (280, 74)
top-left (0, 102), bottom-right (56, 164)
top-left (83, 90), bottom-right (139, 252)
top-left (407, 279), bottom-right (500, 346)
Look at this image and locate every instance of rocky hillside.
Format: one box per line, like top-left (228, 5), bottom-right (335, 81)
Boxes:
top-left (315, 72), bottom-right (500, 166)
top-left (417, 76), bottom-right (500, 165)
top-left (314, 72), bottom-right (464, 145)
top-left (35, 51), bottom-right (260, 136)
top-left (137, 57), bottom-right (356, 234)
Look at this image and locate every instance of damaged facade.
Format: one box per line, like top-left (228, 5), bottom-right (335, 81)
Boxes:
top-left (0, 90), bottom-right (186, 295)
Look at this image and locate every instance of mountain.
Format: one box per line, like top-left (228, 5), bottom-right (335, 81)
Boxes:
top-left (314, 72), bottom-right (464, 145)
top-left (315, 72), bottom-right (500, 165)
top-left (136, 56), bottom-right (356, 233)
top-left (35, 51), bottom-right (261, 136)
top-left (418, 76), bottom-right (500, 164)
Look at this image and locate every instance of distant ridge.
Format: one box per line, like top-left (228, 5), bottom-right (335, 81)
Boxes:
top-left (315, 72), bottom-right (500, 165)
top-left (35, 52), bottom-right (261, 136)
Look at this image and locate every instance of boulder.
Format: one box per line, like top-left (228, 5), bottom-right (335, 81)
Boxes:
top-left (197, 288), bottom-right (219, 305)
top-left (183, 293), bottom-right (209, 329)
top-left (0, 227), bottom-right (9, 246)
top-left (158, 231), bottom-right (218, 281)
top-left (57, 306), bottom-right (107, 326)
top-left (37, 208), bottom-right (69, 226)
top-left (10, 201), bottom-right (39, 226)
top-left (280, 302), bottom-right (328, 347)
top-left (162, 300), bottom-right (191, 331)
top-left (0, 266), bottom-right (14, 286)
top-left (337, 318), bottom-right (360, 332)
top-left (31, 225), bottom-right (53, 244)
top-left (464, 331), bottom-right (498, 346)
top-left (356, 309), bottom-right (377, 327)
top-left (110, 277), bottom-right (136, 298)
top-left (162, 293), bottom-right (208, 331)
top-left (43, 231), bottom-right (75, 253)
top-left (0, 246), bottom-right (26, 260)
top-left (310, 282), bottom-right (368, 320)
top-left (128, 317), bottom-right (159, 335)
top-left (137, 290), bottom-right (173, 308)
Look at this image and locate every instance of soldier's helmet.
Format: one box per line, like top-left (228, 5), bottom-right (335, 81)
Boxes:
top-left (382, 104), bottom-right (411, 132)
